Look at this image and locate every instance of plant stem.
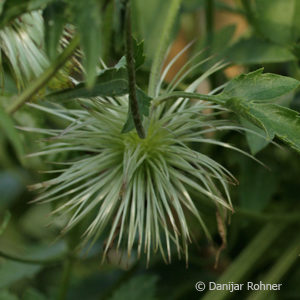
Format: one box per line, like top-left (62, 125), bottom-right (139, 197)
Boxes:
top-left (241, 0), bottom-right (262, 37)
top-left (205, 0), bottom-right (215, 46)
top-left (236, 209), bottom-right (300, 223)
top-left (6, 35), bottom-right (80, 115)
top-left (0, 250), bottom-right (63, 265)
top-left (124, 0), bottom-right (145, 139)
top-left (201, 222), bottom-right (287, 300)
top-left (247, 235), bottom-right (300, 300)
top-left (57, 255), bottom-right (75, 300)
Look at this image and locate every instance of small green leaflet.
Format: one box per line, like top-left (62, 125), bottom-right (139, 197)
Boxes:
top-left (133, 38), bottom-right (146, 69)
top-left (240, 118), bottom-right (269, 155)
top-left (45, 58), bottom-right (152, 134)
top-left (45, 68), bottom-right (129, 101)
top-left (114, 38), bottom-right (145, 70)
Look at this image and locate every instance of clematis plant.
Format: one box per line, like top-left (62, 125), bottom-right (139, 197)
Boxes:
top-left (22, 1), bottom-right (300, 267)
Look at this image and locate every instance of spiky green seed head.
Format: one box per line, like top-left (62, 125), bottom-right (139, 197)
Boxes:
top-left (26, 93), bottom-right (243, 265)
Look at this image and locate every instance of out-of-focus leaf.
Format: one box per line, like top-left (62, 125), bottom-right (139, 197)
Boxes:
top-left (238, 158), bottom-right (277, 211)
top-left (0, 0), bottom-right (53, 29)
top-left (22, 287), bottom-right (47, 300)
top-left (240, 118), bottom-right (269, 155)
top-left (0, 105), bottom-right (24, 163)
top-left (0, 0), bottom-right (6, 15)
top-left (181, 0), bottom-right (204, 11)
top-left (109, 274), bottom-right (158, 300)
top-left (227, 38), bottom-right (296, 64)
top-left (122, 88), bottom-right (152, 133)
top-left (19, 204), bottom-right (54, 239)
top-left (43, 2), bottom-right (66, 61)
top-left (0, 290), bottom-right (18, 300)
top-left (148, 0), bottom-right (182, 97)
top-left (0, 210), bottom-right (11, 236)
top-left (45, 67), bottom-right (128, 102)
top-left (0, 242), bottom-right (67, 289)
top-left (254, 0), bottom-right (300, 45)
top-left (194, 25), bottom-right (236, 71)
top-left (68, 0), bottom-right (102, 88)
top-left (0, 171), bottom-right (25, 208)
top-left (101, 0), bottom-right (114, 62)
top-left (218, 69), bottom-right (299, 102)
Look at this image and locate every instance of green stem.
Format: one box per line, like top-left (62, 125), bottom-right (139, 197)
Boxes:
top-left (241, 0), bottom-right (262, 36)
top-left (6, 35), bottom-right (80, 115)
top-left (0, 250), bottom-right (63, 265)
top-left (57, 255), bottom-right (75, 300)
top-left (241, 0), bottom-right (254, 25)
top-left (247, 235), bottom-right (300, 300)
top-left (215, 1), bottom-right (244, 15)
top-left (125, 0), bottom-right (145, 139)
top-left (205, 0), bottom-right (215, 46)
top-left (201, 222), bottom-right (287, 300)
top-left (236, 209), bottom-right (300, 223)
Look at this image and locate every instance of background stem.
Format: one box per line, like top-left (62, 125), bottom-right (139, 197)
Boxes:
top-left (205, 0), bottom-right (215, 47)
top-left (57, 255), bottom-right (75, 300)
top-left (0, 250), bottom-right (63, 265)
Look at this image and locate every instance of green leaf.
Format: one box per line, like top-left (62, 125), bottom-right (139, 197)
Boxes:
top-left (193, 25), bottom-right (236, 71)
top-left (122, 88), bottom-right (152, 133)
top-left (217, 69), bottom-right (300, 152)
top-left (0, 105), bottom-right (24, 163)
top-left (68, 0), bottom-right (102, 88)
top-left (238, 158), bottom-right (277, 211)
top-left (45, 67), bottom-right (128, 102)
top-left (0, 242), bottom-right (67, 289)
top-left (109, 275), bottom-right (158, 300)
top-left (0, 210), bottom-right (11, 236)
top-left (254, 0), bottom-right (300, 45)
top-left (240, 118), bottom-right (269, 155)
top-left (227, 100), bottom-right (300, 153)
top-left (0, 290), bottom-right (18, 300)
top-left (218, 69), bottom-right (299, 102)
top-left (43, 2), bottom-right (66, 61)
top-left (227, 37), bottom-right (296, 64)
